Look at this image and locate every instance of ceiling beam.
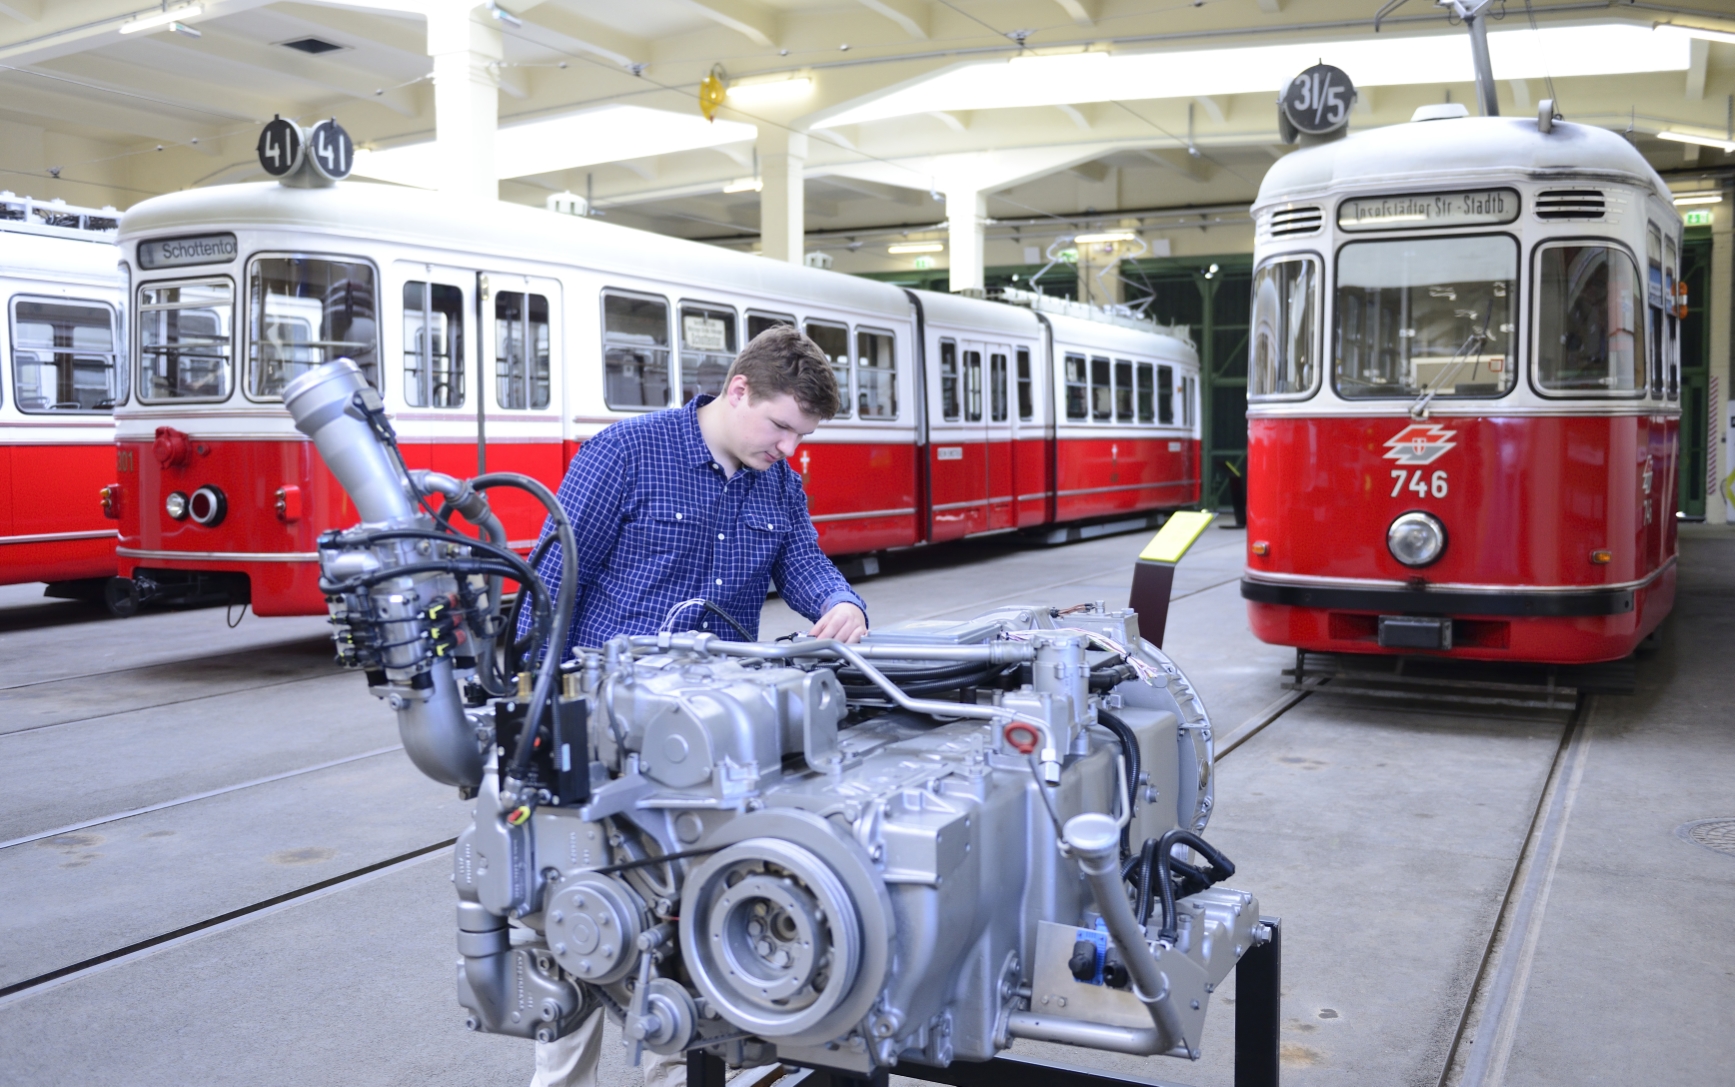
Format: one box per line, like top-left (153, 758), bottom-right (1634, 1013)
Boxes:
top-left (34, 52), bottom-right (276, 125)
top-left (268, 3), bottom-right (427, 57)
top-left (0, 77), bottom-right (213, 143)
top-left (1256, 0), bottom-right (1284, 11)
top-left (1055, 103), bottom-right (1090, 130)
top-left (0, 0), bottom-right (41, 23)
top-left (1686, 37), bottom-right (1708, 100)
top-left (675, 0), bottom-right (776, 48)
top-left (855, 0), bottom-right (927, 40)
top-left (1051, 0), bottom-right (1096, 27)
top-left (519, 2), bottom-right (647, 69)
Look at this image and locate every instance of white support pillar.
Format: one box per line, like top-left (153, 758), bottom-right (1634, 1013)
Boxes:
top-left (758, 128), bottom-right (807, 262)
top-left (1711, 184), bottom-right (1732, 522)
top-left (946, 188), bottom-right (986, 293)
top-left (428, 3), bottom-right (501, 202)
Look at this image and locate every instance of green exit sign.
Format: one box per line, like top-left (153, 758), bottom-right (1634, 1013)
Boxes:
top-left (1684, 208), bottom-right (1713, 227)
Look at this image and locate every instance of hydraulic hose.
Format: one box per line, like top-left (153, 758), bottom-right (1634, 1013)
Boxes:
top-left (469, 473), bottom-right (577, 784)
top-left (1154, 829), bottom-right (1236, 945)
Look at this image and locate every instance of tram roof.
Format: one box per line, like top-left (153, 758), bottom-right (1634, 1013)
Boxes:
top-left (1255, 116), bottom-right (1673, 212)
top-left (117, 180), bottom-right (913, 318)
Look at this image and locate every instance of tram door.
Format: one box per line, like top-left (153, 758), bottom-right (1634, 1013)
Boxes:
top-left (395, 262), bottom-right (475, 484)
top-left (479, 271), bottom-right (565, 546)
top-left (983, 345), bottom-right (1017, 532)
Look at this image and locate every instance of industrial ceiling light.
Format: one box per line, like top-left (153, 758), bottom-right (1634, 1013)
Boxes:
top-left (1073, 231), bottom-right (1137, 244)
top-left (1672, 192), bottom-right (1724, 206)
top-left (888, 242), bottom-right (944, 254)
top-left (1659, 131), bottom-right (1735, 153)
top-left (487, 2), bottom-right (522, 29)
top-left (119, 3), bottom-right (201, 34)
top-left (722, 177), bottom-right (763, 193)
top-left (726, 76), bottom-right (814, 106)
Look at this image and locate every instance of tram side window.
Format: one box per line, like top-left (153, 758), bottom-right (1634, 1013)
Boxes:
top-left (602, 291), bottom-right (670, 410)
top-left (1665, 236), bottom-right (1680, 400)
top-left (1249, 256), bottom-right (1318, 398)
top-left (990, 352), bottom-right (1008, 422)
top-left (1113, 359), bottom-right (1134, 423)
top-left (857, 328), bottom-right (897, 419)
top-left (1646, 223), bottom-right (1665, 400)
top-left (10, 298), bottom-right (123, 412)
top-left (940, 339), bottom-right (960, 421)
top-left (1132, 362), bottom-right (1154, 423)
top-left (806, 320), bottom-right (852, 419)
top-left (496, 292), bottom-right (550, 409)
top-left (1535, 245), bottom-right (1645, 396)
top-left (1182, 375), bottom-right (1196, 428)
top-left (680, 304), bottom-right (736, 403)
top-left (1158, 364), bottom-right (1174, 425)
top-left (964, 349), bottom-right (983, 422)
top-left (1335, 236), bottom-right (1517, 400)
top-left (403, 281), bottom-right (465, 408)
top-left (1064, 353), bottom-right (1087, 420)
top-left (138, 279), bottom-right (231, 401)
top-left (747, 311), bottom-right (794, 341)
top-left (1090, 356), bottom-right (1112, 421)
top-left (1016, 347), bottom-right (1033, 421)
top-left (249, 257), bottom-right (377, 398)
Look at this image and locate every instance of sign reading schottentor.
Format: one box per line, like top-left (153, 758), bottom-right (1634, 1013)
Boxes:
top-left (137, 233), bottom-right (239, 269)
top-left (1337, 189), bottom-right (1519, 232)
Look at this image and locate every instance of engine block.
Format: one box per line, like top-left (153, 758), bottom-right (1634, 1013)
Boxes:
top-left (284, 358), bottom-right (1266, 1079)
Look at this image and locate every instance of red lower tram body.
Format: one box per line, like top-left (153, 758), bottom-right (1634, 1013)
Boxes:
top-left (3, 437), bottom-right (117, 588)
top-left (117, 431), bottom-right (1201, 617)
top-left (1241, 414), bottom-right (1677, 664)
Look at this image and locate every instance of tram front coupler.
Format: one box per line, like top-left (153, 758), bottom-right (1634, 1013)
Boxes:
top-left (285, 356), bottom-right (1266, 1076)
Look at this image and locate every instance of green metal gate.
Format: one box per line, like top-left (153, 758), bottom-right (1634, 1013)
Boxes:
top-left (1679, 232), bottom-right (1711, 519)
top-left (1120, 255), bottom-right (1253, 509)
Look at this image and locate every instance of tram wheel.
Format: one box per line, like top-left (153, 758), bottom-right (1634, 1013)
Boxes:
top-left (104, 577), bottom-right (141, 619)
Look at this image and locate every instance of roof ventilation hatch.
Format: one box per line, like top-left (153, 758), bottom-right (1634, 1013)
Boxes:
top-left (1535, 189), bottom-right (1606, 221)
top-left (1269, 205), bottom-right (1324, 237)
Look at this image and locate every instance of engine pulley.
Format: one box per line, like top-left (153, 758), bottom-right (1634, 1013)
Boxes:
top-left (546, 872), bottom-right (644, 985)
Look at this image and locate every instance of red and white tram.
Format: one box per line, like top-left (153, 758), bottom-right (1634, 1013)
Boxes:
top-left (1241, 105), bottom-right (1682, 663)
top-left (110, 178), bottom-right (1200, 617)
top-left (0, 193), bottom-right (126, 595)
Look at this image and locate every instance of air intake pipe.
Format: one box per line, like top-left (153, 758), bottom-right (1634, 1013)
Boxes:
top-left (283, 359), bottom-right (480, 788)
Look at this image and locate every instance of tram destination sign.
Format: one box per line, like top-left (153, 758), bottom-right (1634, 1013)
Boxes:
top-left (1338, 188), bottom-right (1519, 232)
top-left (137, 232), bottom-right (238, 269)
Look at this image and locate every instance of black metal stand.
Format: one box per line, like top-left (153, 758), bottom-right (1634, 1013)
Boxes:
top-left (688, 917), bottom-right (1281, 1087)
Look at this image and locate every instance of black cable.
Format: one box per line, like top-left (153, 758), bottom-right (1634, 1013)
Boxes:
top-left (1155, 829), bottom-right (1236, 945)
top-left (1134, 837), bottom-right (1158, 926)
top-left (469, 474), bottom-right (577, 783)
top-left (506, 534), bottom-right (559, 679)
top-left (1097, 710), bottom-right (1141, 856)
top-left (702, 601), bottom-right (754, 641)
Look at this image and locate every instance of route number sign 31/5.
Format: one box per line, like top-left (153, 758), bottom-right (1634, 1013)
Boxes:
top-left (1282, 64), bottom-right (1356, 137)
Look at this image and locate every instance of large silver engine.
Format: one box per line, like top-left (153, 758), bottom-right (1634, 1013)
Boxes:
top-left (285, 359), bottom-right (1267, 1077)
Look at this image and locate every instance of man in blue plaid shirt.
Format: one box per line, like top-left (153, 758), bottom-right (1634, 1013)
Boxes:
top-left (524, 323), bottom-right (868, 659)
top-left (528, 325), bottom-right (868, 1087)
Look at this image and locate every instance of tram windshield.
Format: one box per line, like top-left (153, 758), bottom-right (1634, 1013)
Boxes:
top-left (1533, 244), bottom-right (1646, 397)
top-left (248, 256), bottom-right (377, 398)
top-left (138, 278), bottom-right (232, 401)
top-left (9, 298), bottom-right (124, 412)
top-left (1334, 235), bottom-right (1517, 400)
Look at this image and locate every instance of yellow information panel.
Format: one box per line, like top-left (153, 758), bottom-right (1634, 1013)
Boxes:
top-left (1137, 510), bottom-right (1217, 565)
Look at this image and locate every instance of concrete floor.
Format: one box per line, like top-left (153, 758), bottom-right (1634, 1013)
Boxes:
top-left (1, 522), bottom-right (1730, 1087)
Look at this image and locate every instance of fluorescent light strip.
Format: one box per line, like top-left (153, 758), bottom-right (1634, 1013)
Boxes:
top-left (1074, 231), bottom-right (1137, 244)
top-left (119, 3), bottom-right (202, 34)
top-left (888, 242), bottom-right (944, 254)
top-left (723, 177), bottom-right (762, 193)
top-left (818, 24), bottom-right (1691, 128)
top-left (1658, 131), bottom-right (1735, 152)
top-left (1672, 193), bottom-right (1724, 205)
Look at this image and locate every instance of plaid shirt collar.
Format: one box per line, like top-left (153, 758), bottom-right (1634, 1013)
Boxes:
top-left (680, 394), bottom-right (764, 480)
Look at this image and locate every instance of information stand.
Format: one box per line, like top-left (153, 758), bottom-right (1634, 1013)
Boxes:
top-left (687, 918), bottom-right (1281, 1087)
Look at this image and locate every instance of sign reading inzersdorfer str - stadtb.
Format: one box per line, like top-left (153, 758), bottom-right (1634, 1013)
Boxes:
top-left (137, 233), bottom-right (239, 269)
top-left (1338, 189), bottom-right (1520, 232)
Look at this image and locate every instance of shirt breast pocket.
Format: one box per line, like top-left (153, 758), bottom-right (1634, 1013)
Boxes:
top-left (624, 504), bottom-right (702, 563)
top-left (739, 501), bottom-right (787, 570)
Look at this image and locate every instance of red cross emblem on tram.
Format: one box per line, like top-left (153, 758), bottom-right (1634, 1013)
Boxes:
top-left (1383, 423), bottom-right (1458, 466)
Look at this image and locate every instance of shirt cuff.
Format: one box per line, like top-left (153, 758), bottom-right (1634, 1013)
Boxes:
top-left (819, 588), bottom-right (868, 626)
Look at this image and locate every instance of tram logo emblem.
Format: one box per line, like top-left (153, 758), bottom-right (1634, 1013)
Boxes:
top-left (1383, 423), bottom-right (1458, 466)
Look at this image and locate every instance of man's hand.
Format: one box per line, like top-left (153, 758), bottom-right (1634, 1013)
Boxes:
top-left (810, 602), bottom-right (867, 643)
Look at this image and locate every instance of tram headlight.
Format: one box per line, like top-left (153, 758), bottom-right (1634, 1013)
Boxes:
top-left (165, 491), bottom-right (189, 521)
top-left (1387, 511), bottom-right (1446, 567)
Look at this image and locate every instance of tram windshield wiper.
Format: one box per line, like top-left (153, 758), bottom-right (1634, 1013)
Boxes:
top-left (1409, 293), bottom-right (1495, 419)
